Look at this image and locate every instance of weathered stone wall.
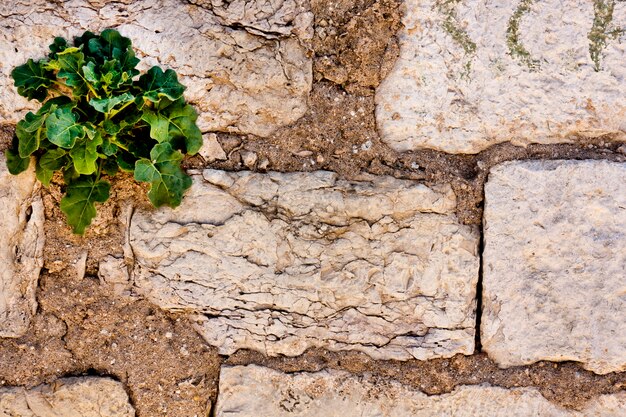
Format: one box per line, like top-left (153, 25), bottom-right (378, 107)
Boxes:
top-left (0, 159), bottom-right (44, 338)
top-left (0, 0), bottom-right (624, 416)
top-left (130, 170), bottom-right (479, 360)
top-left (0, 377), bottom-right (134, 416)
top-left (376, 0), bottom-right (626, 153)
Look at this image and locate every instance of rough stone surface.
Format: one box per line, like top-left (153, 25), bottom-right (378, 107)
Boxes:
top-left (0, 377), bottom-right (135, 416)
top-left (98, 255), bottom-right (131, 296)
top-left (0, 156), bottom-right (45, 338)
top-left (130, 170), bottom-right (480, 360)
top-left (0, 0), bottom-right (312, 136)
top-left (376, 0), bottom-right (626, 153)
top-left (199, 133), bottom-right (227, 163)
top-left (482, 160), bottom-right (626, 374)
top-left (215, 365), bottom-right (626, 417)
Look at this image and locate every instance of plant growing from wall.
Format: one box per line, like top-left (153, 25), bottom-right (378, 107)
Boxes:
top-left (6, 29), bottom-right (202, 234)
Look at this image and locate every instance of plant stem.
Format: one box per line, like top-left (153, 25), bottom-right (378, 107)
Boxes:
top-left (109, 100), bottom-right (134, 118)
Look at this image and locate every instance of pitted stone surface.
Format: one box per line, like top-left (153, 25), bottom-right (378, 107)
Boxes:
top-left (215, 365), bottom-right (626, 417)
top-left (130, 170), bottom-right (480, 360)
top-left (0, 0), bottom-right (312, 136)
top-left (0, 377), bottom-right (135, 416)
top-left (376, 0), bottom-right (626, 154)
top-left (0, 156), bottom-right (45, 338)
top-left (482, 160), bottom-right (626, 374)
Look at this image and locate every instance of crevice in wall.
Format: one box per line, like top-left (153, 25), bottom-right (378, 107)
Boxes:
top-left (474, 220), bottom-right (485, 352)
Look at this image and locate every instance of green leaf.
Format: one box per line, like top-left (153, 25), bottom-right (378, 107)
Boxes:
top-left (82, 61), bottom-right (99, 86)
top-left (60, 176), bottom-right (110, 235)
top-left (102, 158), bottom-right (119, 176)
top-left (5, 148), bottom-right (30, 175)
top-left (39, 148), bottom-right (69, 186)
top-left (101, 137), bottom-right (118, 156)
top-left (16, 112), bottom-right (47, 157)
top-left (117, 152), bottom-right (136, 171)
top-left (11, 59), bottom-right (54, 101)
top-left (48, 37), bottom-right (69, 59)
top-left (38, 96), bottom-right (74, 115)
top-left (63, 164), bottom-right (80, 183)
top-left (142, 99), bottom-right (202, 154)
top-left (69, 131), bottom-right (103, 175)
top-left (141, 109), bottom-right (169, 141)
top-left (35, 159), bottom-right (55, 187)
top-left (134, 142), bottom-right (192, 207)
top-left (137, 66), bottom-right (185, 103)
top-left (89, 93), bottom-right (134, 113)
top-left (55, 50), bottom-right (91, 97)
top-left (46, 107), bottom-right (85, 148)
top-left (40, 148), bottom-right (68, 171)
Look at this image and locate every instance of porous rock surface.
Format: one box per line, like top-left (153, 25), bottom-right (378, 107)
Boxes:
top-left (482, 160), bottom-right (626, 374)
top-left (215, 364), bottom-right (626, 416)
top-left (376, 0), bottom-right (626, 153)
top-left (129, 170), bottom-right (480, 360)
top-left (0, 377), bottom-right (135, 416)
top-left (0, 0), bottom-right (312, 136)
top-left (0, 157), bottom-right (45, 338)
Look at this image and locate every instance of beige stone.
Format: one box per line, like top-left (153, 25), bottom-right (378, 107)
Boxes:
top-left (98, 255), bottom-right (131, 296)
top-left (129, 170), bottom-right (480, 360)
top-left (215, 365), bottom-right (626, 417)
top-left (0, 0), bottom-right (312, 137)
top-left (376, 0), bottom-right (626, 153)
top-left (0, 156), bottom-right (45, 338)
top-left (199, 133), bottom-right (227, 163)
top-left (0, 377), bottom-right (135, 416)
top-left (482, 160), bottom-right (626, 374)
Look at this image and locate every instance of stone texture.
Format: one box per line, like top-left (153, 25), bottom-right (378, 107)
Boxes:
top-left (0, 0), bottom-right (312, 136)
top-left (0, 377), bottom-right (135, 416)
top-left (376, 0), bottom-right (626, 154)
top-left (216, 365), bottom-right (626, 417)
top-left (482, 160), bottom-right (626, 374)
top-left (0, 156), bottom-right (45, 338)
top-left (98, 255), bottom-right (131, 296)
top-left (198, 133), bottom-right (227, 163)
top-left (129, 170), bottom-right (480, 360)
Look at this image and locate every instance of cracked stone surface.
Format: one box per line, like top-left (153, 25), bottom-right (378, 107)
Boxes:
top-left (0, 0), bottom-right (312, 136)
top-left (129, 170), bottom-right (480, 360)
top-left (0, 377), bottom-right (135, 416)
top-left (376, 0), bottom-right (626, 154)
top-left (0, 156), bottom-right (45, 338)
top-left (482, 160), bottom-right (626, 374)
top-left (215, 364), bottom-right (626, 416)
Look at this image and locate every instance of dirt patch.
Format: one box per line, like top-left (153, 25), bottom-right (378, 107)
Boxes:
top-left (311, 0), bottom-right (402, 95)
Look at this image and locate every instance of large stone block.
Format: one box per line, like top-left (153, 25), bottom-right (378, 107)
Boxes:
top-left (130, 170), bottom-right (480, 360)
top-left (376, 0), bottom-right (626, 154)
top-left (0, 156), bottom-right (45, 338)
top-left (215, 365), bottom-right (626, 416)
top-left (482, 160), bottom-right (626, 374)
top-left (0, 377), bottom-right (135, 416)
top-left (0, 0), bottom-right (312, 136)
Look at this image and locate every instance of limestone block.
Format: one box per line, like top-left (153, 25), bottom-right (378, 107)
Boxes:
top-left (376, 0), bottom-right (626, 153)
top-left (0, 156), bottom-right (45, 338)
top-left (215, 365), bottom-right (626, 417)
top-left (130, 170), bottom-right (480, 360)
top-left (482, 160), bottom-right (626, 374)
top-left (0, 377), bottom-right (135, 416)
top-left (0, 0), bottom-right (312, 136)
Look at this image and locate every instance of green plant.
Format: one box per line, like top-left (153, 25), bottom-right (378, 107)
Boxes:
top-left (6, 29), bottom-right (202, 234)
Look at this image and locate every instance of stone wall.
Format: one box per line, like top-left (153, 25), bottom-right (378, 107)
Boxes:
top-left (0, 0), bottom-right (624, 416)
